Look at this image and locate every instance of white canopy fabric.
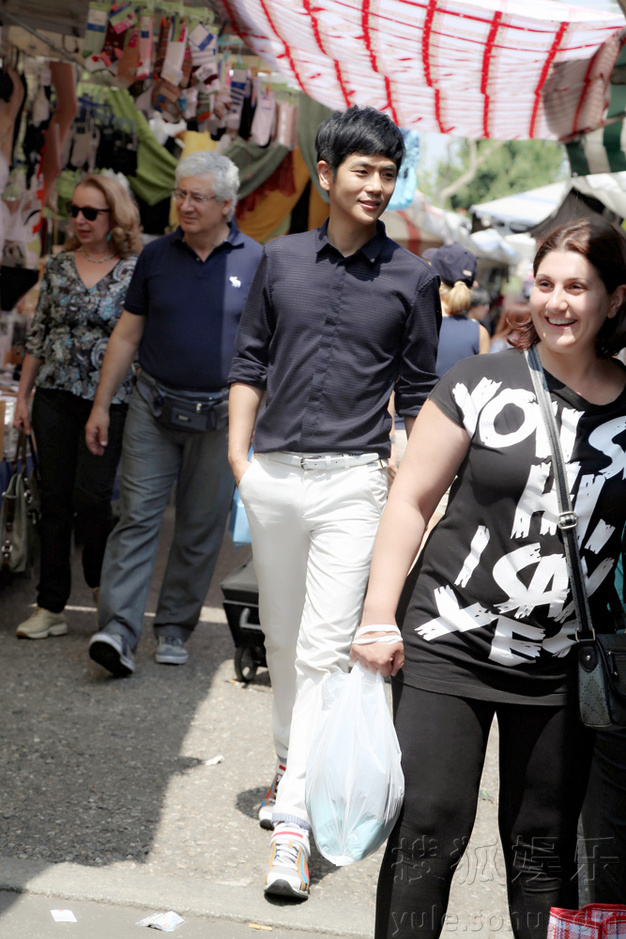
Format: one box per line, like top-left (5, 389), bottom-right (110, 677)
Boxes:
top-left (471, 183), bottom-right (567, 227)
top-left (215, 0), bottom-right (625, 140)
top-left (472, 172), bottom-right (626, 228)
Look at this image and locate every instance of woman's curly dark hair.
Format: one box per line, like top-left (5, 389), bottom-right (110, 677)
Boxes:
top-left (512, 216), bottom-right (626, 358)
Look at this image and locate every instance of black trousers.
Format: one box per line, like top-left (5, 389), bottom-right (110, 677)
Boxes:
top-left (376, 681), bottom-right (595, 939)
top-left (580, 727), bottom-right (626, 903)
top-left (31, 388), bottom-right (126, 613)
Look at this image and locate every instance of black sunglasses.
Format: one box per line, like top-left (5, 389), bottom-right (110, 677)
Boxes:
top-left (69, 204), bottom-right (111, 221)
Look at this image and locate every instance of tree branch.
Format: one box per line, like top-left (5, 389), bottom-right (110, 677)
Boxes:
top-left (437, 139), bottom-right (504, 203)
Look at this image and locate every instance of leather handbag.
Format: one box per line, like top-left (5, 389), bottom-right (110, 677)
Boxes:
top-left (526, 346), bottom-right (626, 730)
top-left (0, 431), bottom-right (40, 574)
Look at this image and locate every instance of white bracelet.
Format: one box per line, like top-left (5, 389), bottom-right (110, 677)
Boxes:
top-left (352, 624), bottom-right (402, 646)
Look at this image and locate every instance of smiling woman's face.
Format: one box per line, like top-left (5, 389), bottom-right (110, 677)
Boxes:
top-left (530, 249), bottom-right (619, 358)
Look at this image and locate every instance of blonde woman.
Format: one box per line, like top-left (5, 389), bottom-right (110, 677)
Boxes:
top-left (425, 244), bottom-right (490, 376)
top-left (13, 175), bottom-right (142, 639)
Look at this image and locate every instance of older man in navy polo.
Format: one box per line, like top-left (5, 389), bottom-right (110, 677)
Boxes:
top-left (85, 150), bottom-right (262, 677)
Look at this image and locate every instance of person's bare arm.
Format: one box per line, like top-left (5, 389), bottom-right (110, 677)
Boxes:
top-left (85, 310), bottom-right (145, 455)
top-left (478, 323), bottom-right (491, 354)
top-left (228, 382), bottom-right (264, 484)
top-left (350, 399), bottom-right (470, 676)
top-left (13, 354), bottom-right (42, 435)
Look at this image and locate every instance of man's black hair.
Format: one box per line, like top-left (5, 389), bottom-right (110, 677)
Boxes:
top-left (315, 106), bottom-right (405, 176)
top-left (469, 286), bottom-right (491, 309)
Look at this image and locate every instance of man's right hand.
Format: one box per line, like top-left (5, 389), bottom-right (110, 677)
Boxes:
top-left (85, 405), bottom-right (110, 456)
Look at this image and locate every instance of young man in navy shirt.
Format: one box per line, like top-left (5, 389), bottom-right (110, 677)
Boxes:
top-left (228, 106), bottom-right (441, 899)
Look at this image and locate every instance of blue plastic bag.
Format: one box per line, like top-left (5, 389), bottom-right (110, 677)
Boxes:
top-left (228, 488), bottom-right (251, 548)
top-left (305, 661), bottom-right (404, 866)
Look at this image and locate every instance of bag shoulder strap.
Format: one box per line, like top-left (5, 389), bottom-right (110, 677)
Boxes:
top-left (525, 346), bottom-right (595, 641)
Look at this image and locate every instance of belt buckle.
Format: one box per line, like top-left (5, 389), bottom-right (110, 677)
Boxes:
top-left (557, 511), bottom-right (578, 530)
top-left (300, 454), bottom-right (320, 469)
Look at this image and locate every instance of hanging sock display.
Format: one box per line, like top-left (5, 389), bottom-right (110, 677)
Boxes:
top-left (250, 88), bottom-right (276, 147)
top-left (109, 2), bottom-right (137, 35)
top-left (118, 26), bottom-right (141, 86)
top-left (188, 23), bottom-right (218, 84)
top-left (275, 100), bottom-right (299, 149)
top-left (137, 12), bottom-right (154, 81)
top-left (82, 0), bottom-right (111, 58)
top-left (161, 15), bottom-right (188, 86)
top-left (226, 68), bottom-right (250, 130)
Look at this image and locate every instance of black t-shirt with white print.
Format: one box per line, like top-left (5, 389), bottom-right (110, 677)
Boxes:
top-left (401, 349), bottom-right (626, 704)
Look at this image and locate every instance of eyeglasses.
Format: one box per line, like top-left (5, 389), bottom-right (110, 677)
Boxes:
top-left (173, 189), bottom-right (218, 206)
top-left (69, 204), bottom-right (111, 221)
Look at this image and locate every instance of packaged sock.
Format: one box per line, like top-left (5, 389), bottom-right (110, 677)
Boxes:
top-left (137, 12), bottom-right (154, 80)
top-left (82, 0), bottom-right (110, 58)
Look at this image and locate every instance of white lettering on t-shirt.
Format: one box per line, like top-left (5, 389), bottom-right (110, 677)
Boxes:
top-left (589, 415), bottom-right (626, 479)
top-left (493, 544), bottom-right (569, 619)
top-left (511, 462), bottom-right (556, 539)
top-left (414, 363), bottom-right (625, 676)
top-left (452, 378), bottom-right (501, 436)
top-left (416, 585), bottom-right (496, 641)
top-left (488, 616), bottom-right (545, 665)
top-left (478, 389), bottom-right (537, 449)
top-left (455, 526), bottom-right (490, 588)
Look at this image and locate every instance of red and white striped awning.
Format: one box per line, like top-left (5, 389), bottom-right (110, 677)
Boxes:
top-left (215, 0), bottom-right (625, 140)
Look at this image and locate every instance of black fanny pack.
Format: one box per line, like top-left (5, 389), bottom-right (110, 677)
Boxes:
top-left (138, 372), bottom-right (229, 434)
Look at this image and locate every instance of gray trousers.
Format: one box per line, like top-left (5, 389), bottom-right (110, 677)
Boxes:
top-left (98, 386), bottom-right (234, 650)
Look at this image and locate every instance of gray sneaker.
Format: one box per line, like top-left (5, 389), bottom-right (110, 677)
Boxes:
top-left (155, 636), bottom-right (189, 665)
top-left (89, 632), bottom-right (135, 677)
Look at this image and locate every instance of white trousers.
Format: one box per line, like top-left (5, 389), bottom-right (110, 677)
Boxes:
top-left (238, 452), bottom-right (388, 827)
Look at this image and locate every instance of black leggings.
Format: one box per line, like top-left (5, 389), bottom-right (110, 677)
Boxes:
top-left (376, 682), bottom-right (595, 939)
top-left (32, 388), bottom-right (126, 612)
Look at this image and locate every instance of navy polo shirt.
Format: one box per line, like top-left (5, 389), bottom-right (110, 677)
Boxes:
top-left (125, 222), bottom-right (262, 391)
top-left (228, 220), bottom-right (441, 457)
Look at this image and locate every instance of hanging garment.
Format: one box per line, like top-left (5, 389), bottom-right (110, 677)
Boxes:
top-left (250, 89), bottom-right (276, 147)
top-left (137, 12), bottom-right (154, 81)
top-left (275, 100), bottom-right (299, 149)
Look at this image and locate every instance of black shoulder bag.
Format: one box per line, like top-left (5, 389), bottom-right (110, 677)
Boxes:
top-left (526, 345), bottom-right (626, 729)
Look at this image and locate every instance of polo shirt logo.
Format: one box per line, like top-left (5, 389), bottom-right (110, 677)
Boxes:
top-left (230, 276), bottom-right (241, 288)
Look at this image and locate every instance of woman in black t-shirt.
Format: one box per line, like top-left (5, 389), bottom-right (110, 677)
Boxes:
top-left (351, 218), bottom-right (626, 939)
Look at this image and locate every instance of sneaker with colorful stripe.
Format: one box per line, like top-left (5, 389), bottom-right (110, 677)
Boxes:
top-left (258, 761), bottom-right (286, 830)
top-left (264, 822), bottom-right (310, 900)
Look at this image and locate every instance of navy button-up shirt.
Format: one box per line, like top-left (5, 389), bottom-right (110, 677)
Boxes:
top-left (125, 223), bottom-right (262, 391)
top-left (228, 220), bottom-right (441, 457)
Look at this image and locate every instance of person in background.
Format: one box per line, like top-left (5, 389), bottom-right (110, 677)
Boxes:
top-left (351, 216), bottom-right (626, 939)
top-left (13, 175), bottom-right (141, 639)
top-left (468, 284), bottom-right (492, 333)
top-left (426, 244), bottom-right (490, 376)
top-left (228, 105), bottom-right (440, 900)
top-left (86, 151), bottom-right (262, 677)
top-left (490, 301), bottom-right (531, 352)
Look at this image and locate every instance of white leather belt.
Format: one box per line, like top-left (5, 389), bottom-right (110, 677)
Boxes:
top-left (264, 451), bottom-right (384, 470)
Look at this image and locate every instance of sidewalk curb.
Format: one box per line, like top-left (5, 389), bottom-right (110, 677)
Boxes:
top-left (0, 856), bottom-right (375, 937)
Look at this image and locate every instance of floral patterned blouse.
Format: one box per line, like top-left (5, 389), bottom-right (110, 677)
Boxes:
top-left (26, 251), bottom-right (138, 405)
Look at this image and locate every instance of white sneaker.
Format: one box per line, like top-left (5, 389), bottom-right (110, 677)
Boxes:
top-left (264, 822), bottom-right (310, 900)
top-left (258, 761), bottom-right (286, 830)
top-left (16, 607), bottom-right (68, 640)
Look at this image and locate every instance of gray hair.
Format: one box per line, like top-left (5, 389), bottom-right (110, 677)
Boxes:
top-left (175, 151), bottom-right (240, 220)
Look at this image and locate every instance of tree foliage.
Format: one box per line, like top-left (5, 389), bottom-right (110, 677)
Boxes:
top-left (421, 139), bottom-right (568, 211)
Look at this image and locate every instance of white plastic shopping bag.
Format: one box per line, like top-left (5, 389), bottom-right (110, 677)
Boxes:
top-left (305, 661), bottom-right (404, 866)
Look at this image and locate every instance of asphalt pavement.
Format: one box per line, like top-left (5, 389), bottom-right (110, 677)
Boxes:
top-left (0, 506), bottom-right (514, 939)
